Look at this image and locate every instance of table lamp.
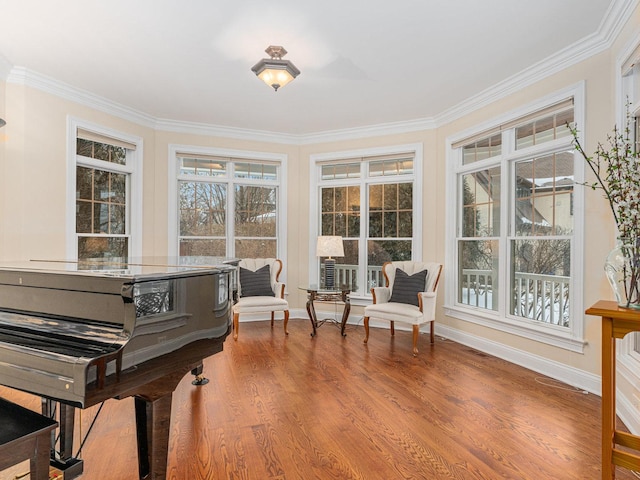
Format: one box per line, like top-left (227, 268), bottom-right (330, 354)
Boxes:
top-left (316, 236), bottom-right (344, 289)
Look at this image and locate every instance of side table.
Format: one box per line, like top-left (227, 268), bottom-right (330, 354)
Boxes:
top-left (586, 300), bottom-right (640, 479)
top-left (300, 285), bottom-right (351, 337)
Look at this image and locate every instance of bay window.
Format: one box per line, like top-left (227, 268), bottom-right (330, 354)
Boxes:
top-left (169, 147), bottom-right (286, 260)
top-left (311, 145), bottom-right (422, 296)
top-left (619, 39), bottom-right (640, 360)
top-left (447, 87), bottom-right (585, 350)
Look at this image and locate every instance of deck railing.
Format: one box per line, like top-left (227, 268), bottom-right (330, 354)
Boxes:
top-left (325, 264), bottom-right (570, 327)
top-left (460, 269), bottom-right (570, 327)
top-left (323, 265), bottom-right (383, 291)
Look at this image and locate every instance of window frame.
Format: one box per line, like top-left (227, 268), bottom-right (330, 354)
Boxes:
top-left (444, 83), bottom-right (586, 352)
top-left (66, 117), bottom-right (143, 260)
top-left (309, 143), bottom-right (423, 300)
top-left (616, 33), bottom-right (640, 368)
top-left (167, 145), bottom-right (287, 263)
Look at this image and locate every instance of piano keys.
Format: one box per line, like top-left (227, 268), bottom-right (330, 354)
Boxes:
top-left (0, 258), bottom-right (235, 479)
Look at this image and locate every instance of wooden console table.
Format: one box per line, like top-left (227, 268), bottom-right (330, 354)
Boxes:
top-left (586, 300), bottom-right (640, 479)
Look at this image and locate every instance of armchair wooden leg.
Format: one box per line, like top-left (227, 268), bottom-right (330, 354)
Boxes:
top-left (412, 325), bottom-right (419, 356)
top-left (233, 312), bottom-right (239, 340)
top-left (363, 316), bottom-right (370, 344)
top-left (284, 310), bottom-right (289, 335)
top-left (430, 321), bottom-right (435, 344)
top-left (390, 321), bottom-right (395, 336)
top-left (271, 312), bottom-right (275, 328)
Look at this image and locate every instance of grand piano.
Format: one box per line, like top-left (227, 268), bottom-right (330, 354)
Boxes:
top-left (0, 257), bottom-right (236, 479)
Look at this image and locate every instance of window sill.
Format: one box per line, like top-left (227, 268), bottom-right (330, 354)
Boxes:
top-left (348, 294), bottom-right (373, 307)
top-left (444, 304), bottom-right (586, 353)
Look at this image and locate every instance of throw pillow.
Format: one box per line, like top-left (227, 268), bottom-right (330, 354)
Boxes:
top-left (240, 265), bottom-right (274, 297)
top-left (389, 269), bottom-right (428, 306)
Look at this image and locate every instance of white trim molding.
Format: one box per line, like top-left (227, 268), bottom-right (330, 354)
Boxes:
top-left (4, 0), bottom-right (637, 145)
top-left (308, 143), bottom-right (424, 293)
top-left (167, 144), bottom-right (288, 272)
top-left (66, 116), bottom-right (144, 260)
top-left (444, 82), bottom-right (587, 353)
top-left (437, 323), bottom-right (599, 395)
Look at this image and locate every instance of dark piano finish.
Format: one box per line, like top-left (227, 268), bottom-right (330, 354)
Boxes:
top-left (0, 258), bottom-right (235, 479)
top-left (0, 396), bottom-right (58, 480)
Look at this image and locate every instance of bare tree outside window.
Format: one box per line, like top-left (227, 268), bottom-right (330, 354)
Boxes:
top-left (75, 137), bottom-right (130, 260)
top-left (176, 155), bottom-right (281, 259)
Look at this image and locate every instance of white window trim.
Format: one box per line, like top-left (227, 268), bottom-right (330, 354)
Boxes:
top-left (309, 143), bottom-right (423, 301)
top-left (66, 116), bottom-right (143, 260)
top-left (617, 29), bottom-right (640, 123)
top-left (167, 144), bottom-right (288, 268)
top-left (444, 82), bottom-right (586, 353)
top-left (616, 31), bottom-right (640, 370)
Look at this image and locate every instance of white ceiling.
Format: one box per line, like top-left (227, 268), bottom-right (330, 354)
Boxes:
top-left (0, 0), bottom-right (621, 137)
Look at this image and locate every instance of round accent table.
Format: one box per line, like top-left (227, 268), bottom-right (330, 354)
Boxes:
top-left (299, 285), bottom-right (351, 337)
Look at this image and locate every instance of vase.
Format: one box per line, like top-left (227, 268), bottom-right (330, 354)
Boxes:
top-left (604, 243), bottom-right (640, 309)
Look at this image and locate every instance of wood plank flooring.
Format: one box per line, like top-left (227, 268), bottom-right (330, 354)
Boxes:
top-left (1, 318), bottom-right (638, 480)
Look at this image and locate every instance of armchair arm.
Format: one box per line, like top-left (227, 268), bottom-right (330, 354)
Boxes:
top-left (371, 286), bottom-right (391, 304)
top-left (274, 282), bottom-right (286, 299)
top-left (419, 291), bottom-right (437, 319)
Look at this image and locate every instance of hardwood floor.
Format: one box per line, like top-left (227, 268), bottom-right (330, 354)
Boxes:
top-left (1, 318), bottom-right (639, 480)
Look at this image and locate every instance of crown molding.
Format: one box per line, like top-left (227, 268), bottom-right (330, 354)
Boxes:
top-left (295, 117), bottom-right (437, 145)
top-left (7, 66), bottom-right (157, 128)
top-left (154, 118), bottom-right (302, 145)
top-left (155, 115), bottom-right (436, 145)
top-left (4, 0), bottom-right (637, 145)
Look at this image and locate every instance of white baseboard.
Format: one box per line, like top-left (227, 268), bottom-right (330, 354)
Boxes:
top-left (618, 392), bottom-right (640, 435)
top-left (436, 323), bottom-right (600, 395)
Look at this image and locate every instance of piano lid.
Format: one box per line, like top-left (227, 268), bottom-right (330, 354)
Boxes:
top-left (0, 256), bottom-right (238, 282)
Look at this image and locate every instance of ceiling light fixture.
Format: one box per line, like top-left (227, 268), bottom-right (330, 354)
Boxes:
top-left (251, 45), bottom-right (300, 92)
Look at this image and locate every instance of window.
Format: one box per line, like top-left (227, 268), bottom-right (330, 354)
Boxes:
top-left (168, 147), bottom-right (286, 260)
top-left (619, 38), bottom-right (640, 361)
top-left (510, 151), bottom-right (573, 326)
top-left (312, 146), bottom-right (422, 296)
top-left (446, 88), bottom-right (584, 351)
top-left (68, 122), bottom-right (142, 261)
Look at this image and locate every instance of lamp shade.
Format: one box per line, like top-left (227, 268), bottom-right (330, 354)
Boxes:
top-left (316, 236), bottom-right (344, 258)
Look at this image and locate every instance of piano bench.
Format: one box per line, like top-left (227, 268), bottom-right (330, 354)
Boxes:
top-left (0, 397), bottom-right (58, 480)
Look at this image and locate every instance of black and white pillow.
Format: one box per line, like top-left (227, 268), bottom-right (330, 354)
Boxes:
top-left (389, 269), bottom-right (428, 306)
top-left (240, 265), bottom-right (274, 297)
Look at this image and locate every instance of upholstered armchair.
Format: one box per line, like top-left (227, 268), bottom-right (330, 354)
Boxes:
top-left (232, 258), bottom-right (289, 340)
top-left (363, 261), bottom-right (443, 355)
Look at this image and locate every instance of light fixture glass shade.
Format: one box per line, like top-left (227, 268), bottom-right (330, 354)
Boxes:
top-left (251, 46), bottom-right (300, 91)
top-left (255, 65), bottom-right (296, 91)
top-left (316, 236), bottom-right (344, 258)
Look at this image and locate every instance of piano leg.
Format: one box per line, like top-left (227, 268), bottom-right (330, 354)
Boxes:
top-left (190, 363), bottom-right (209, 385)
top-left (135, 394), bottom-right (172, 480)
top-left (59, 403), bottom-right (75, 461)
top-left (41, 399), bottom-right (74, 460)
top-left (42, 399), bottom-right (84, 479)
